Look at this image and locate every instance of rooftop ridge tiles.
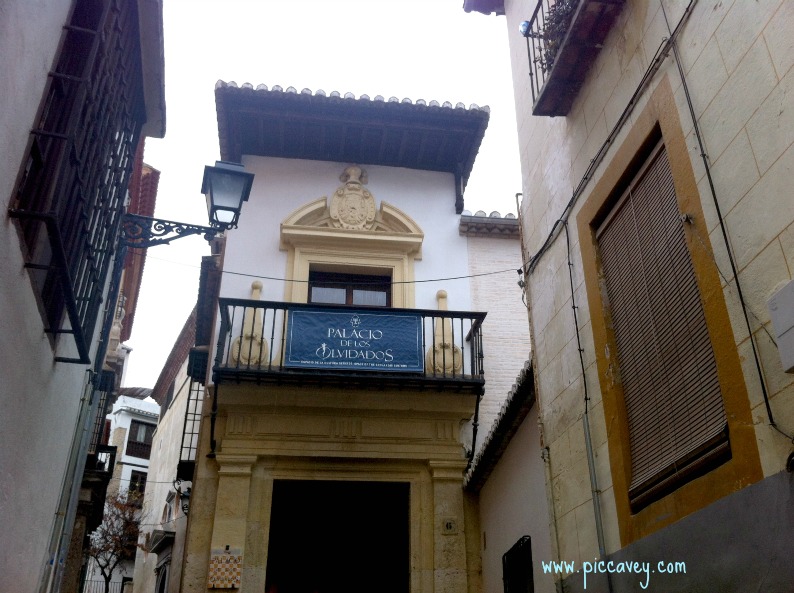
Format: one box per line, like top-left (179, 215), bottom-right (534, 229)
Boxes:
top-left (214, 80), bottom-right (490, 113)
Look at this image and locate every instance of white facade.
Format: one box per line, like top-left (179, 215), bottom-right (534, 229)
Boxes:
top-left (85, 396), bottom-right (159, 590)
top-left (223, 158), bottom-right (470, 309)
top-left (1, 5), bottom-right (93, 590)
top-left (0, 2), bottom-right (164, 591)
top-left (478, 407), bottom-right (553, 593)
top-left (108, 396), bottom-right (160, 493)
top-left (219, 155), bottom-right (530, 441)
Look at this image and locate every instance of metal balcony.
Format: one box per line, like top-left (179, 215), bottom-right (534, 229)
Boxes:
top-left (213, 298), bottom-right (487, 395)
top-left (524, 0), bottom-right (625, 116)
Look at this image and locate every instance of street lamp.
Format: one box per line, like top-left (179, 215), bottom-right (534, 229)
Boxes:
top-left (120, 161), bottom-right (254, 248)
top-left (202, 161), bottom-right (253, 229)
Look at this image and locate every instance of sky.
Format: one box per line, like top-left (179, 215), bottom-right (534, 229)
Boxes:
top-left (123, 0), bottom-right (522, 388)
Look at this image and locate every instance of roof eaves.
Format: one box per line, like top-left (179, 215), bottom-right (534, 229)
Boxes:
top-left (214, 81), bottom-right (490, 212)
top-left (464, 360), bottom-right (535, 492)
top-left (151, 308), bottom-right (197, 405)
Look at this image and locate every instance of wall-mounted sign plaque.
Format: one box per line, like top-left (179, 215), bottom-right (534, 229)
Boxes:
top-left (285, 309), bottom-right (424, 372)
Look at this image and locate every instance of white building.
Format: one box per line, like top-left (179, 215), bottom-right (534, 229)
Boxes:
top-left (83, 394), bottom-right (160, 593)
top-left (131, 82), bottom-right (536, 592)
top-left (0, 2), bottom-right (164, 592)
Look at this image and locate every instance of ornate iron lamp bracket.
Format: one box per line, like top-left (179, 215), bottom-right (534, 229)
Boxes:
top-left (120, 213), bottom-right (219, 248)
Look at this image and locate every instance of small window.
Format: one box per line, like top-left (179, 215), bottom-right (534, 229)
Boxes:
top-left (129, 470), bottom-right (147, 504)
top-left (126, 420), bottom-right (155, 459)
top-left (130, 420), bottom-right (155, 444)
top-left (308, 271), bottom-right (391, 307)
top-left (502, 536), bottom-right (533, 593)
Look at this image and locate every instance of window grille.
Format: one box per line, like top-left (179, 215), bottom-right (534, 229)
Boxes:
top-left (596, 142), bottom-right (729, 510)
top-left (88, 370), bottom-right (116, 454)
top-left (9, 0), bottom-right (146, 363)
top-left (176, 378), bottom-right (205, 481)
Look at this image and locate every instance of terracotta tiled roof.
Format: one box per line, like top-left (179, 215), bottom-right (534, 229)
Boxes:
top-left (121, 147), bottom-right (160, 342)
top-left (214, 81), bottom-right (490, 213)
top-left (464, 360), bottom-right (535, 492)
top-left (151, 308), bottom-right (197, 405)
top-left (459, 210), bottom-right (520, 238)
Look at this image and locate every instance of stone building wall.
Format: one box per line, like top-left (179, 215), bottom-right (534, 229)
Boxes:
top-left (499, 0), bottom-right (794, 585)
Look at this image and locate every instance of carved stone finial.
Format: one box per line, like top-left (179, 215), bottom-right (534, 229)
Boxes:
top-left (339, 165), bottom-right (368, 185)
top-left (425, 289), bottom-right (463, 375)
top-left (330, 165), bottom-right (375, 230)
top-left (229, 281), bottom-right (269, 367)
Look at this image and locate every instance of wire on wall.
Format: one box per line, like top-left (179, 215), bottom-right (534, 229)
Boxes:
top-left (129, 248), bottom-right (521, 287)
top-left (659, 0), bottom-right (793, 443)
top-left (520, 0), bottom-right (698, 278)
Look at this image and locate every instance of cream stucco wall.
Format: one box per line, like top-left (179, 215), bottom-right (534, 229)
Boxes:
top-left (502, 0), bottom-right (794, 572)
top-left (479, 407), bottom-right (554, 593)
top-left (134, 364), bottom-right (193, 593)
top-left (222, 157), bottom-right (472, 311)
top-left (0, 3), bottom-right (88, 589)
top-left (465, 232), bottom-right (531, 442)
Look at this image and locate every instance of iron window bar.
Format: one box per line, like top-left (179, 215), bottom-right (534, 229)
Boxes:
top-left (8, 210), bottom-right (93, 363)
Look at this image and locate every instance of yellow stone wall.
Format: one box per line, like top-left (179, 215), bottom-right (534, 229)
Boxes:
top-left (504, 0), bottom-right (794, 570)
top-left (180, 383), bottom-right (481, 592)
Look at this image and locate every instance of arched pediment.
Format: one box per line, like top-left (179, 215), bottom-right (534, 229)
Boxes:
top-left (278, 166), bottom-right (424, 307)
top-left (280, 166), bottom-right (423, 257)
top-left (282, 198), bottom-right (423, 235)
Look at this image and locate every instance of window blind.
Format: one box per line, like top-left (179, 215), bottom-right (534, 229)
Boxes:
top-left (596, 143), bottom-right (728, 509)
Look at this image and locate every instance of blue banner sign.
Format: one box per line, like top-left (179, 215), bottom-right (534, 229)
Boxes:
top-left (285, 309), bottom-right (424, 372)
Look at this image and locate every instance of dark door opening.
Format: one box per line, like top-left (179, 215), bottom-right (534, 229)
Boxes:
top-left (265, 480), bottom-right (410, 593)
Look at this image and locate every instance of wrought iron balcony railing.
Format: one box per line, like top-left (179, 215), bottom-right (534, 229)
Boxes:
top-left (213, 298), bottom-right (487, 394)
top-left (523, 0), bottom-right (625, 116)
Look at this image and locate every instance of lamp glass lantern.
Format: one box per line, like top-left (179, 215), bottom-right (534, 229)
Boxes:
top-left (202, 161), bottom-right (254, 229)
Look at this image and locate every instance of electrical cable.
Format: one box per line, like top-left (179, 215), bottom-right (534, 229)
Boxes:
top-left (564, 221), bottom-right (611, 592)
top-left (659, 1), bottom-right (793, 443)
top-left (128, 247), bottom-right (521, 286)
top-left (520, 1), bottom-right (697, 278)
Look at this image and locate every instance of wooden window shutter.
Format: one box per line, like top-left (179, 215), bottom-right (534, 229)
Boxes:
top-left (596, 143), bottom-right (729, 510)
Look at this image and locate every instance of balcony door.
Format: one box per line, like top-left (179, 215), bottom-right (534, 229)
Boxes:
top-left (265, 480), bottom-right (409, 593)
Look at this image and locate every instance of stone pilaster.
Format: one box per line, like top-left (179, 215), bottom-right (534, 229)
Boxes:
top-left (241, 459), bottom-right (276, 591)
top-left (429, 460), bottom-right (470, 593)
top-left (207, 454), bottom-right (257, 590)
